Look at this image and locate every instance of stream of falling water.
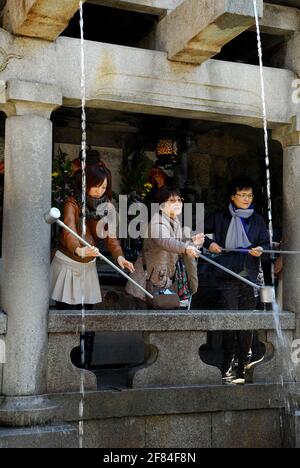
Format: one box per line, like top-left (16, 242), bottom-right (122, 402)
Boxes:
top-left (253, 0), bottom-right (274, 271)
top-left (79, 0), bottom-right (87, 450)
top-left (253, 0), bottom-right (298, 445)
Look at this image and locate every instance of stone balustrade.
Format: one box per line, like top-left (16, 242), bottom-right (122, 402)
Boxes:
top-left (0, 309), bottom-right (298, 447)
top-left (0, 308), bottom-right (297, 394)
top-left (46, 309), bottom-right (296, 393)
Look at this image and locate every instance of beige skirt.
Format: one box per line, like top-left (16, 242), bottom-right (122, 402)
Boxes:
top-left (50, 250), bottom-right (102, 305)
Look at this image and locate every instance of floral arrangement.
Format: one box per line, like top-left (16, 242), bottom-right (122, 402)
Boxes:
top-left (141, 182), bottom-right (153, 199)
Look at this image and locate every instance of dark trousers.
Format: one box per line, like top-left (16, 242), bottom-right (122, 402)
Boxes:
top-left (56, 301), bottom-right (95, 368)
top-left (218, 279), bottom-right (257, 365)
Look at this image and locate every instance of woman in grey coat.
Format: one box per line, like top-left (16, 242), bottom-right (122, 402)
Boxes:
top-left (126, 187), bottom-right (203, 305)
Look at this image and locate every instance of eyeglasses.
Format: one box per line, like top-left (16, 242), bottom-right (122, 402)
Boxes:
top-left (235, 193), bottom-right (254, 200)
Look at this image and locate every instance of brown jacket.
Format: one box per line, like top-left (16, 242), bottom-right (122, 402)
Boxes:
top-left (126, 212), bottom-right (190, 301)
top-left (59, 197), bottom-right (123, 263)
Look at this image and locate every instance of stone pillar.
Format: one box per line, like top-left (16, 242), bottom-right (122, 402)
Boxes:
top-left (273, 117), bottom-right (300, 448)
top-left (283, 32), bottom-right (300, 77)
top-left (269, 28), bottom-right (300, 76)
top-left (0, 80), bottom-right (61, 425)
top-left (273, 116), bottom-right (300, 331)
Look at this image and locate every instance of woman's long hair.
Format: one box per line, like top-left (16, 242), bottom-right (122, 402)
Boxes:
top-left (75, 162), bottom-right (112, 200)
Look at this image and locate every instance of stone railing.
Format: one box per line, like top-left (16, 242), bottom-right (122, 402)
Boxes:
top-left (0, 309), bottom-right (298, 447)
top-left (47, 309), bottom-right (296, 394)
top-left (0, 308), bottom-right (297, 394)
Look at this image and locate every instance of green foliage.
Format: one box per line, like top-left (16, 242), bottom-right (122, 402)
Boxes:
top-left (52, 147), bottom-right (76, 209)
top-left (121, 147), bottom-right (153, 201)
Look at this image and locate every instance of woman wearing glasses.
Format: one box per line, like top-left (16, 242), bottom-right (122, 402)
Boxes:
top-left (126, 187), bottom-right (203, 306)
top-left (203, 177), bottom-right (270, 381)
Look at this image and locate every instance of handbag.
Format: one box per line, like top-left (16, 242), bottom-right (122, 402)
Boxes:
top-left (175, 256), bottom-right (192, 301)
top-left (146, 278), bottom-right (181, 310)
top-left (142, 252), bottom-right (180, 310)
top-left (182, 254), bottom-right (198, 296)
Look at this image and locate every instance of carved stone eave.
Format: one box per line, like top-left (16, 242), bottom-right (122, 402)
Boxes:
top-left (154, 0), bottom-right (264, 65)
top-left (3, 0), bottom-right (83, 42)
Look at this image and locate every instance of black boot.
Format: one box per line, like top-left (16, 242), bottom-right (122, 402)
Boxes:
top-left (81, 332), bottom-right (95, 369)
top-left (221, 354), bottom-right (234, 378)
top-left (236, 359), bottom-right (246, 380)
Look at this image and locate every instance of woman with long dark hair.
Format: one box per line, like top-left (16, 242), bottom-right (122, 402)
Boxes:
top-left (50, 163), bottom-right (134, 310)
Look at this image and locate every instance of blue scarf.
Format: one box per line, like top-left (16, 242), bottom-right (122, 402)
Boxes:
top-left (225, 203), bottom-right (254, 250)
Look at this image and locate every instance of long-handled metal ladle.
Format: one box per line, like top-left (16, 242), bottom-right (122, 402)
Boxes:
top-left (45, 207), bottom-right (276, 304)
top-left (221, 247), bottom-right (300, 255)
top-left (44, 208), bottom-right (154, 300)
top-left (197, 251), bottom-right (275, 304)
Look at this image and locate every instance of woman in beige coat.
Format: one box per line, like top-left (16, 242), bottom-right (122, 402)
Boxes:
top-left (126, 187), bottom-right (204, 306)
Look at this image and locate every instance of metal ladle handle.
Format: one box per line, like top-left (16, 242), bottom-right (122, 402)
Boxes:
top-left (197, 251), bottom-right (275, 304)
top-left (198, 252), bottom-right (258, 289)
top-left (221, 248), bottom-right (300, 255)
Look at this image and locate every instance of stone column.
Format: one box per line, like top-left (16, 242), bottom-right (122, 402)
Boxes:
top-left (283, 32), bottom-right (300, 77)
top-left (273, 118), bottom-right (300, 446)
top-left (273, 116), bottom-right (300, 331)
top-left (0, 80), bottom-right (61, 425)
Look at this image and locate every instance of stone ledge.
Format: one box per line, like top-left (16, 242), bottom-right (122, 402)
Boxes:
top-left (48, 383), bottom-right (297, 421)
top-left (0, 32), bottom-right (296, 126)
top-left (0, 395), bottom-right (58, 427)
top-left (56, 38), bottom-right (296, 127)
top-left (7, 80), bottom-right (62, 107)
top-left (0, 423), bottom-right (78, 448)
top-left (48, 310), bottom-right (296, 333)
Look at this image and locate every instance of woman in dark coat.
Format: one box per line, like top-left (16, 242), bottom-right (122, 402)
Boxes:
top-left (204, 177), bottom-right (270, 379)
